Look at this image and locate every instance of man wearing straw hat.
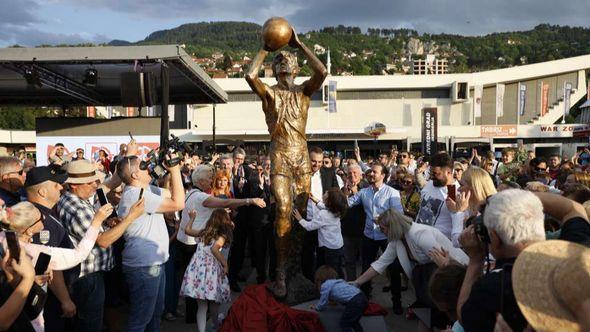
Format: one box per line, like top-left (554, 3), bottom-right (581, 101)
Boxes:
top-left (57, 152), bottom-right (136, 332)
top-left (458, 189), bottom-right (590, 332)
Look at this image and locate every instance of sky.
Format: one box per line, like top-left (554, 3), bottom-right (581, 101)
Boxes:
top-left (1, 0), bottom-right (589, 47)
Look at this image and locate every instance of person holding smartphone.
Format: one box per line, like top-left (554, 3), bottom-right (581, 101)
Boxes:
top-left (415, 153), bottom-right (466, 248)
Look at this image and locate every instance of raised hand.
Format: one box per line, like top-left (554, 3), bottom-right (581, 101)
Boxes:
top-left (93, 203), bottom-right (114, 226)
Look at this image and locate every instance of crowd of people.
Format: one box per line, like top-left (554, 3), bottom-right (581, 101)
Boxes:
top-left (0, 140), bottom-right (589, 332)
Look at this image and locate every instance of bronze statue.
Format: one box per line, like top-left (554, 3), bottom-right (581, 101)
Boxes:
top-left (245, 18), bottom-right (327, 298)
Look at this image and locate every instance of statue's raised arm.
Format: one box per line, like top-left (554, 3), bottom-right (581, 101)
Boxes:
top-left (288, 28), bottom-right (328, 96)
top-left (245, 48), bottom-right (269, 100)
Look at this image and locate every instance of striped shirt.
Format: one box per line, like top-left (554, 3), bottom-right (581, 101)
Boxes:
top-left (57, 191), bottom-right (113, 277)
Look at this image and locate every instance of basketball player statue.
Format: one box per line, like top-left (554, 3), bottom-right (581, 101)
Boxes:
top-left (245, 17), bottom-right (327, 300)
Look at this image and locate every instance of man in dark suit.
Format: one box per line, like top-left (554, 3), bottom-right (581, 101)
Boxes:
top-left (246, 156), bottom-right (276, 284)
top-left (301, 146), bottom-right (341, 281)
top-left (227, 148), bottom-right (255, 292)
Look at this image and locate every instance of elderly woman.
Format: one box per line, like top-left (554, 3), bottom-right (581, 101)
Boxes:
top-left (4, 201), bottom-right (143, 271)
top-left (352, 208), bottom-right (468, 331)
top-left (175, 165), bottom-right (266, 318)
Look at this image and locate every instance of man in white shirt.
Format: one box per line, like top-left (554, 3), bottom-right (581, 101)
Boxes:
top-left (302, 147), bottom-right (341, 281)
top-left (415, 152), bottom-right (465, 247)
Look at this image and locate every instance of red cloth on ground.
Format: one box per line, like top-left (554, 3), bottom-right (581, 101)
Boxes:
top-left (220, 284), bottom-right (326, 332)
top-left (363, 302), bottom-right (388, 316)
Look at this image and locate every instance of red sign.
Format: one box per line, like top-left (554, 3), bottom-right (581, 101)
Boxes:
top-left (481, 125), bottom-right (517, 138)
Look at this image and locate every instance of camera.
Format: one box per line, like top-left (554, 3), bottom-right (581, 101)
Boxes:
top-left (464, 214), bottom-right (490, 244)
top-left (139, 134), bottom-right (191, 179)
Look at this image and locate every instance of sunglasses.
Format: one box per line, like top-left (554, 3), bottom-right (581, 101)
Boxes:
top-left (454, 168), bottom-right (464, 172)
top-left (403, 181), bottom-right (413, 185)
top-left (400, 155), bottom-right (409, 158)
top-left (535, 167), bottom-right (547, 172)
top-left (6, 169), bottom-right (24, 176)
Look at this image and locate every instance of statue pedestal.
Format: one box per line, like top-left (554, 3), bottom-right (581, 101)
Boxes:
top-left (284, 273), bottom-right (318, 305)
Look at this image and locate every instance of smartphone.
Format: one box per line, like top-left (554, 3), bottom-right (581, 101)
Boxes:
top-left (447, 185), bottom-right (456, 201)
top-left (129, 131), bottom-right (134, 140)
top-left (34, 253), bottom-right (51, 276)
top-left (5, 231), bottom-right (20, 263)
top-left (96, 188), bottom-right (118, 218)
top-left (138, 188), bottom-right (144, 201)
top-left (354, 140), bottom-right (358, 149)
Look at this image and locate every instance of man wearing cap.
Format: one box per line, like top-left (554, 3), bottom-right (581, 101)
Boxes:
top-left (25, 165), bottom-right (78, 331)
top-left (116, 156), bottom-right (185, 332)
top-left (57, 159), bottom-right (137, 332)
top-left (0, 156), bottom-right (26, 207)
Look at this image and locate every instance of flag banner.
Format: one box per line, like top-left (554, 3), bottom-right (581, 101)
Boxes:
top-left (474, 84), bottom-right (483, 117)
top-left (541, 83), bottom-right (549, 116)
top-left (421, 107), bottom-right (438, 156)
top-left (518, 83), bottom-right (527, 116)
top-left (328, 80), bottom-right (337, 113)
top-left (496, 84), bottom-right (505, 117)
top-left (564, 82), bottom-right (572, 117)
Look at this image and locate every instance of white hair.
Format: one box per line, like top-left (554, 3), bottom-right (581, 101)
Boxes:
top-left (483, 189), bottom-right (545, 246)
top-left (191, 164), bottom-right (213, 186)
top-left (347, 164), bottom-right (362, 173)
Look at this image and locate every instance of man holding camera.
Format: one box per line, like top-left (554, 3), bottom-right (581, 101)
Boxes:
top-left (116, 155), bottom-right (185, 332)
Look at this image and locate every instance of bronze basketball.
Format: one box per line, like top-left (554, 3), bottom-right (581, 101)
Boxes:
top-left (262, 17), bottom-right (292, 51)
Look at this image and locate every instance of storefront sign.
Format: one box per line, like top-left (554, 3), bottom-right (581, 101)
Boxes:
top-left (481, 125), bottom-right (517, 138)
top-left (422, 108), bottom-right (438, 156)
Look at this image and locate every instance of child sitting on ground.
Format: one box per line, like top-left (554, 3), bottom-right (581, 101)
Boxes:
top-left (312, 265), bottom-right (368, 332)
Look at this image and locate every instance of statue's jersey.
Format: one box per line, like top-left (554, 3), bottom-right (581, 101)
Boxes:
top-left (264, 84), bottom-right (311, 177)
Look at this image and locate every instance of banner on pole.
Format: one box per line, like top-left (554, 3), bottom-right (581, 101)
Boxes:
top-left (474, 84), bottom-right (483, 117)
top-left (496, 84), bottom-right (505, 117)
top-left (541, 83), bottom-right (549, 116)
top-left (421, 107), bottom-right (438, 156)
top-left (564, 82), bottom-right (572, 118)
top-left (518, 83), bottom-right (527, 116)
top-left (327, 80), bottom-right (337, 113)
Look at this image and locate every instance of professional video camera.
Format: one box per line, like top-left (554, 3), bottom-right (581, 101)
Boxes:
top-left (140, 134), bottom-right (191, 179)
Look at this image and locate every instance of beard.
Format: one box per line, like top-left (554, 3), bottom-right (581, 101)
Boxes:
top-left (432, 177), bottom-right (446, 187)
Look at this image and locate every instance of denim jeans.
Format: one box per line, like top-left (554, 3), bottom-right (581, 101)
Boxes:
top-left (164, 244), bottom-right (180, 314)
top-left (123, 264), bottom-right (166, 332)
top-left (70, 272), bottom-right (105, 332)
top-left (340, 292), bottom-right (369, 332)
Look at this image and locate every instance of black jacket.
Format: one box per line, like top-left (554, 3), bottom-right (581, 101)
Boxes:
top-left (341, 179), bottom-right (369, 237)
top-left (319, 167), bottom-right (340, 194)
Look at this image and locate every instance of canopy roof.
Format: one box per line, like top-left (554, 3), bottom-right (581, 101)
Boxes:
top-left (0, 45), bottom-right (227, 106)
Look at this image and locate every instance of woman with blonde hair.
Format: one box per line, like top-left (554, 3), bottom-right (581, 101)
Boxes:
top-left (447, 166), bottom-right (497, 217)
top-left (352, 208), bottom-right (468, 331)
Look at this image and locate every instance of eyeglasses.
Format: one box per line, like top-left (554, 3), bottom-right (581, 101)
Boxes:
top-left (5, 169), bottom-right (24, 176)
top-left (25, 214), bottom-right (45, 233)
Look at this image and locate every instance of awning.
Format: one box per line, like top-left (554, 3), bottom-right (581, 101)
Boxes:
top-left (0, 45), bottom-right (227, 106)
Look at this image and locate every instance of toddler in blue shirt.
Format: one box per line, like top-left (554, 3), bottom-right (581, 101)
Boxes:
top-left (312, 265), bottom-right (369, 332)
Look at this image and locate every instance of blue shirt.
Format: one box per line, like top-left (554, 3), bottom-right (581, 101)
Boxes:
top-left (348, 184), bottom-right (403, 240)
top-left (316, 279), bottom-right (361, 311)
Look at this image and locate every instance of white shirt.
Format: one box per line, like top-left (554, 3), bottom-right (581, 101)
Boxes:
top-left (177, 189), bottom-right (214, 245)
top-left (299, 202), bottom-right (343, 249)
top-left (415, 180), bottom-right (466, 247)
top-left (371, 223), bottom-right (469, 277)
top-left (311, 170), bottom-right (323, 202)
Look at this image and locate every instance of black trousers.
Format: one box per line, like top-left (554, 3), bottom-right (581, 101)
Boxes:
top-left (301, 230), bottom-right (319, 281)
top-left (228, 215), bottom-right (250, 283)
top-left (248, 222), bottom-right (273, 283)
top-left (317, 246), bottom-right (345, 279)
top-left (360, 236), bottom-right (402, 304)
top-left (174, 240), bottom-right (197, 323)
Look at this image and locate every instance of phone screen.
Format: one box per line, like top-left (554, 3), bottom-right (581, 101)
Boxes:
top-left (138, 188), bottom-right (144, 201)
top-left (96, 188), bottom-right (108, 206)
top-left (447, 185), bottom-right (456, 201)
top-left (34, 253), bottom-right (51, 276)
top-left (5, 231), bottom-right (20, 263)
